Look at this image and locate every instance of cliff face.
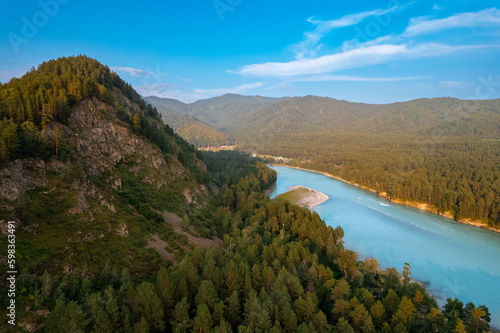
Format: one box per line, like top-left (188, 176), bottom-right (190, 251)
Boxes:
top-left (0, 92), bottom-right (212, 274)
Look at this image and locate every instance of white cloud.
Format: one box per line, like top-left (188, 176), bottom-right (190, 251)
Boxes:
top-left (134, 82), bottom-right (263, 103)
top-left (405, 8), bottom-right (500, 36)
top-left (440, 80), bottom-right (471, 88)
top-left (289, 75), bottom-right (426, 82)
top-left (236, 43), bottom-right (497, 78)
top-left (110, 67), bottom-right (153, 77)
top-left (292, 6), bottom-right (403, 58)
top-left (194, 82), bottom-right (263, 95)
top-left (181, 78), bottom-right (193, 82)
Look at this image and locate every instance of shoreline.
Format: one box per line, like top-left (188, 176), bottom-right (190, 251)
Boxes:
top-left (287, 185), bottom-right (329, 209)
top-left (273, 164), bottom-right (500, 234)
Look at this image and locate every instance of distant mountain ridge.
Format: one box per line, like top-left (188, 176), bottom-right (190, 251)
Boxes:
top-left (146, 93), bottom-right (500, 226)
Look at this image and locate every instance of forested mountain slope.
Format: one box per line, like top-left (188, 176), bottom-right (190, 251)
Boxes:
top-left (215, 96), bottom-right (500, 228)
top-left (143, 97), bottom-right (233, 147)
top-left (146, 94), bottom-right (282, 129)
top-left (0, 57), bottom-right (493, 332)
top-left (0, 56), bottom-right (216, 279)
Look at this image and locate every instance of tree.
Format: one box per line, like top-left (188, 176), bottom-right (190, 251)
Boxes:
top-left (133, 316), bottom-right (149, 333)
top-left (402, 263), bottom-right (412, 287)
top-left (370, 300), bottom-right (386, 327)
top-left (0, 118), bottom-right (19, 161)
top-left (471, 307), bottom-right (485, 333)
top-left (335, 249), bottom-right (359, 281)
top-left (280, 302), bottom-right (297, 333)
top-left (171, 297), bottom-right (191, 333)
top-left (312, 310), bottom-right (331, 333)
top-left (156, 266), bottom-right (175, 322)
top-left (195, 280), bottom-right (219, 310)
top-left (225, 290), bottom-right (240, 327)
top-left (454, 318), bottom-right (466, 333)
top-left (334, 317), bottom-right (354, 333)
top-left (192, 303), bottom-right (213, 333)
top-left (428, 307), bottom-right (441, 332)
top-left (331, 299), bottom-right (350, 321)
top-left (392, 296), bottom-right (416, 327)
top-left (383, 289), bottom-right (400, 318)
top-left (330, 279), bottom-right (351, 301)
top-left (53, 124), bottom-right (64, 158)
top-left (133, 283), bottom-right (165, 332)
top-left (133, 113), bottom-right (141, 130)
top-left (214, 319), bottom-right (232, 333)
top-left (44, 298), bottom-right (88, 333)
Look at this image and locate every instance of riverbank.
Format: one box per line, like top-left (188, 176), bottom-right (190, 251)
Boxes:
top-left (276, 165), bottom-right (500, 234)
top-left (276, 185), bottom-right (329, 209)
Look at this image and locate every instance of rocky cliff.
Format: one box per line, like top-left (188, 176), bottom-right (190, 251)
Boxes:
top-left (0, 68), bottom-right (214, 275)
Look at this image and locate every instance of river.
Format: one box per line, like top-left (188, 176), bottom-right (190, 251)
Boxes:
top-left (268, 165), bottom-right (500, 328)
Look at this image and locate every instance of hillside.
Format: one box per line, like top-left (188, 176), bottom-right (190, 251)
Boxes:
top-left (234, 97), bottom-right (500, 227)
top-left (146, 93), bottom-right (282, 129)
top-left (144, 97), bottom-right (233, 147)
top-left (0, 57), bottom-right (493, 332)
top-left (148, 94), bottom-right (500, 227)
top-left (0, 56), bottom-right (217, 279)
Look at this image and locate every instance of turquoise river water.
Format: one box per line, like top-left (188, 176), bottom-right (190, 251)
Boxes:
top-left (268, 165), bottom-right (500, 328)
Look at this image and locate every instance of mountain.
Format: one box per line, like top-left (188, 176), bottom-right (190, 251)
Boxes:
top-left (221, 95), bottom-right (500, 140)
top-left (220, 95), bottom-right (500, 226)
top-left (0, 56), bottom-right (215, 277)
top-left (0, 56), bottom-right (493, 333)
top-left (146, 93), bottom-right (282, 129)
top-left (146, 93), bottom-right (500, 226)
top-left (144, 96), bottom-right (233, 147)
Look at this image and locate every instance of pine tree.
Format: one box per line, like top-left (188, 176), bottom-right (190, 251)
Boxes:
top-left (225, 290), bottom-right (240, 327)
top-left (280, 302), bottom-right (297, 333)
top-left (195, 280), bottom-right (219, 310)
top-left (454, 318), bottom-right (466, 333)
top-left (192, 303), bottom-right (213, 333)
top-left (334, 317), bottom-right (354, 333)
top-left (133, 316), bottom-right (149, 333)
top-left (133, 113), bottom-right (141, 130)
top-left (370, 300), bottom-right (386, 328)
top-left (172, 297), bottom-right (191, 333)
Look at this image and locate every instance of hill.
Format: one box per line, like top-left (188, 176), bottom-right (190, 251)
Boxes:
top-left (146, 93), bottom-right (282, 129)
top-left (147, 94), bottom-right (500, 227)
top-left (0, 56), bottom-right (217, 277)
top-left (226, 96), bottom-right (500, 227)
top-left (144, 97), bottom-right (233, 147)
top-left (0, 57), bottom-right (493, 332)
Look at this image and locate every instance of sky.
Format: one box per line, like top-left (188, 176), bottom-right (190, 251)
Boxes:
top-left (1, 0), bottom-right (499, 103)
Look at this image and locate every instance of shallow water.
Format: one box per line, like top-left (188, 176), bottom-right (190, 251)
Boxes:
top-left (268, 165), bottom-right (500, 328)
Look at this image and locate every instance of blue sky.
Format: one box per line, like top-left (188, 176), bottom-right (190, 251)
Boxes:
top-left (1, 0), bottom-right (499, 103)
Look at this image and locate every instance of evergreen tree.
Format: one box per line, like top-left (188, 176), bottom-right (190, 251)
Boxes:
top-left (192, 303), bottom-right (213, 333)
top-left (172, 297), bottom-right (191, 333)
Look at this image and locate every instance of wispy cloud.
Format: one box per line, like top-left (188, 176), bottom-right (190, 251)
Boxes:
top-left (292, 6), bottom-right (403, 58)
top-left (236, 43), bottom-right (497, 77)
top-left (440, 80), bottom-right (471, 88)
top-left (405, 8), bottom-right (500, 36)
top-left (194, 82), bottom-right (263, 95)
top-left (110, 66), bottom-right (153, 77)
top-left (135, 82), bottom-right (263, 103)
top-left (289, 75), bottom-right (427, 82)
top-left (133, 83), bottom-right (176, 96)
